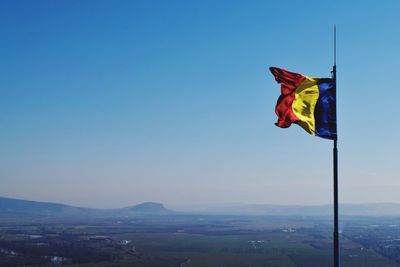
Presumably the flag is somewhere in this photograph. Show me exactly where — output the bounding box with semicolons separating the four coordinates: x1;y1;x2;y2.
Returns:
269;67;337;140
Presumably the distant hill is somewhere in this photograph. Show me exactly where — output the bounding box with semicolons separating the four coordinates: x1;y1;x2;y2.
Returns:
0;197;174;219
2;196;400;219
0;196;90;217
126;202;171;213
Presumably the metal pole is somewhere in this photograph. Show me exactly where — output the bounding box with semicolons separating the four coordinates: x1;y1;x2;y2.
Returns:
332;25;339;267
333;138;339;267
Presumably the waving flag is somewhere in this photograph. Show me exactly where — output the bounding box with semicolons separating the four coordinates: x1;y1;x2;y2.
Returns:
269;67;337;140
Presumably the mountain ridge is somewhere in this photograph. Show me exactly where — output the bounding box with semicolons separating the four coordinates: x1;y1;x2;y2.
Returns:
0;196;173;218
2;196;400;218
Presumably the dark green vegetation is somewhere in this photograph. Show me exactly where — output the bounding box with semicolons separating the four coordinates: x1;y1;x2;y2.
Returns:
1;214;400;267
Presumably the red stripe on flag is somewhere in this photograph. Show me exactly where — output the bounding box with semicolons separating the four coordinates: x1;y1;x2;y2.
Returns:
269;67;304;128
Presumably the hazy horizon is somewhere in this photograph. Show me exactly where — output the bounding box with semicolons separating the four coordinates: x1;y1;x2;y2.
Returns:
3;194;400;210
1;1;400;209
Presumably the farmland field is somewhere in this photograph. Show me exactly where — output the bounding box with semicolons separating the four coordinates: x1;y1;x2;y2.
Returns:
1;215;400;267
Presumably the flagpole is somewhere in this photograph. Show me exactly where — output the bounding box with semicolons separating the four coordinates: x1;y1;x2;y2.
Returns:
332;25;339;267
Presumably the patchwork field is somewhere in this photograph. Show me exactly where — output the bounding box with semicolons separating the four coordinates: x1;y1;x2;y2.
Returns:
1;215;400;266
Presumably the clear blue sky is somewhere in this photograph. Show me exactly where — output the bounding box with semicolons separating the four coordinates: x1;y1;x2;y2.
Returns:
1;0;399;208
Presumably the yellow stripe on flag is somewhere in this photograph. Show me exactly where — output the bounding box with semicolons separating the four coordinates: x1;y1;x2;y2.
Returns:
292;77;320;135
